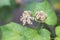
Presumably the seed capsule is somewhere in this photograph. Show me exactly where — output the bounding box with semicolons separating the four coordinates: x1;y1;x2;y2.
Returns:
35;11;47;23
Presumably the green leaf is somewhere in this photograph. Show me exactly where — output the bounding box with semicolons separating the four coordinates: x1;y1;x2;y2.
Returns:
55;37;60;40
1;22;50;40
55;26;60;36
39;29;50;37
45;1;57;25
55;25;60;40
1;22;24;40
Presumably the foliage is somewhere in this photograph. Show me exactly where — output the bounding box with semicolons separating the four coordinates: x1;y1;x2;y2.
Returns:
55;26;60;40
0;22;50;40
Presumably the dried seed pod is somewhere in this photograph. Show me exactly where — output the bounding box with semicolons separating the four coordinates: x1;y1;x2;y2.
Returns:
35;11;47;23
20;11;33;25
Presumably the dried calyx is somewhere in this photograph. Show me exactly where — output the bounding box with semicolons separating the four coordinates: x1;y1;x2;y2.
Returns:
35;11;47;23
20;11;34;25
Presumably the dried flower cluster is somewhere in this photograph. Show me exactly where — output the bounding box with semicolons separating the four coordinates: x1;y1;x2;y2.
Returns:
20;11;34;25
20;11;47;25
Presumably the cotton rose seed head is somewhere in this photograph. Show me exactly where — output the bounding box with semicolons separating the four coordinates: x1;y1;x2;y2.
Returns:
36;11;47;23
